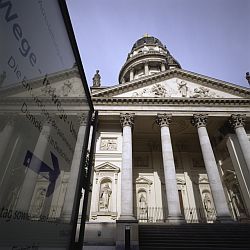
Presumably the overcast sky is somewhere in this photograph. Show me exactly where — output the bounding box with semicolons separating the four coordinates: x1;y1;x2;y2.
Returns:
66;0;250;88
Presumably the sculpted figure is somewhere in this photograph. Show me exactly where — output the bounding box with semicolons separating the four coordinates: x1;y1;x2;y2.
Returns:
99;183;112;211
177;80;188;97
93;70;101;87
139;194;147;213
151;83;167;97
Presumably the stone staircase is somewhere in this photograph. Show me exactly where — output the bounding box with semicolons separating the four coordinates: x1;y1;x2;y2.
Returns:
139;223;250;250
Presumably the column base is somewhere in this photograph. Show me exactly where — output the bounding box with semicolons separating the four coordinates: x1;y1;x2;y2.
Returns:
118;215;137;221
216;215;235;223
166;215;186;225
116;219;139;250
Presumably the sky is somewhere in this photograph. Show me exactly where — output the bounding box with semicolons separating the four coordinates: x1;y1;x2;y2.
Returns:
66;0;250;88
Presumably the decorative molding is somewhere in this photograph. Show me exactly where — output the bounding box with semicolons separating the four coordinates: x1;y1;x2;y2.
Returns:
92;68;250;98
229;114;246;129
94;162;120;173
191;114;208;128
156;113;172;127
120;113;134;127
92;96;250;107
136;176;153;185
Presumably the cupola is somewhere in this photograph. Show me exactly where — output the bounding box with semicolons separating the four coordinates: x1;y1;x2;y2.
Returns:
119;34;181;84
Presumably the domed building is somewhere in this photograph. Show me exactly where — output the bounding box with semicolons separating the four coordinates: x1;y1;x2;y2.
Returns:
86;35;250;249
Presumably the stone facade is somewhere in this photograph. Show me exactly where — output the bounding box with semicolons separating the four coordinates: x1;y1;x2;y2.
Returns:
87;36;250;247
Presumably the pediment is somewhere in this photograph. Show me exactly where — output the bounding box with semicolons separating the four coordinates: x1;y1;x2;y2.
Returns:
92;69;250;99
177;178;186;185
136;176;153;185
94;162;120;172
0;67;86;99
199;177;209;184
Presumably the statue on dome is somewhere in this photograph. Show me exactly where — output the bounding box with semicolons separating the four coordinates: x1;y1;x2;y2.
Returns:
92;70;101;87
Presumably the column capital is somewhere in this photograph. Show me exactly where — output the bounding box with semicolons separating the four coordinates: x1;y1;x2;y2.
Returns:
156;113;172;127
229;114;246;129
120;113;134;127
191;114;208;128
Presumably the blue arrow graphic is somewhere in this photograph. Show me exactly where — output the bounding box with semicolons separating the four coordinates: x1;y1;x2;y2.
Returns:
23;150;61;197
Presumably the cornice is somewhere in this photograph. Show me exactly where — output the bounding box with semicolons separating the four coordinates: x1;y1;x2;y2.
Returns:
92;97;250;107
0;97;88;106
92;68;250;98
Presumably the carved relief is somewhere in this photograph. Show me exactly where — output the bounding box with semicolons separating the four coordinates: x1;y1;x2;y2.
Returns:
100;138;117;151
151;83;168;97
41;85;56;96
177;80;188;97
61;80;72;96
132;88;148;97
191;86;220;98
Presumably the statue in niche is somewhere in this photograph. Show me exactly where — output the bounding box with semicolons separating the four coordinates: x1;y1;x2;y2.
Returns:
99;183;112;211
92;70;101;87
5;186;19;210
139;193;147;214
32;188;47;216
177;80;188;97
203;193;213;219
231;183;246;217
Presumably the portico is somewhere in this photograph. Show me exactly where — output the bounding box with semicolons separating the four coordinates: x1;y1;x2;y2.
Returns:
86;35;250;248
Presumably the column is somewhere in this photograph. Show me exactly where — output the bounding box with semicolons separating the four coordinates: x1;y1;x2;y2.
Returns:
15;122;51;212
129;68;134;81
229;114;250;173
156;113;184;223
191;114;232;222
0;116;15;163
119;113;135;220
144;61;149;76
61;113;88;222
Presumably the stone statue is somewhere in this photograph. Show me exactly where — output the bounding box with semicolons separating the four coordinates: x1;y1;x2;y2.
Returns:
139;194;147;213
32;188;46;216
203;193;213;219
99;183;112;211
92;70;101;87
231;184;245;215
177;80;188;97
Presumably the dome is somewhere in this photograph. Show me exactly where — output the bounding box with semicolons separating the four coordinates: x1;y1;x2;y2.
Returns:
119;35;181;84
132;36;164;51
